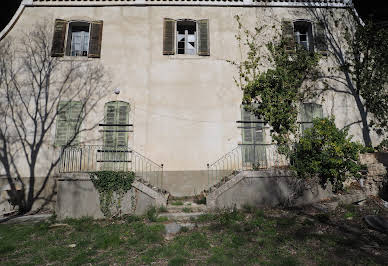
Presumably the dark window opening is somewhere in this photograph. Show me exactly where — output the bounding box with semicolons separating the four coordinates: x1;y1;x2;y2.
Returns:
294;21;313;52
177;20;197;55
66;22;90;56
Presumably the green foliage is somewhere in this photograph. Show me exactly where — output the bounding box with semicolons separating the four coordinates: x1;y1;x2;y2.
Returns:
376;139;388;152
233;15;320;148
291;118;364;192
345;18;388;136
182;207;192;213
146;206;158;222
170;200;183;206
89;171;135;217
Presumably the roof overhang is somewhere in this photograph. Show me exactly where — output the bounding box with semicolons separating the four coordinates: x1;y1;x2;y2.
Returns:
26;0;352;8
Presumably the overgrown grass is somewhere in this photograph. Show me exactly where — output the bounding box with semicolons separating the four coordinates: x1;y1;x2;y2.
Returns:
1;203;387;265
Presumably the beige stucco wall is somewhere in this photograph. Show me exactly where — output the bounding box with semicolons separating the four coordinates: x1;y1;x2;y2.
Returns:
1;4;379;183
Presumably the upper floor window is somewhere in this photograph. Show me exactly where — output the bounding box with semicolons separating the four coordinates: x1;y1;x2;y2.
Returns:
177;20;197;55
163;18;210;56
282;20;328;54
293;21;313;52
67;22;90;56
51;19;103;58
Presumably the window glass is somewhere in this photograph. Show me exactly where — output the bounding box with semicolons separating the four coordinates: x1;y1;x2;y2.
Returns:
68;22;90;56
177;20;197;55
293;21;313;52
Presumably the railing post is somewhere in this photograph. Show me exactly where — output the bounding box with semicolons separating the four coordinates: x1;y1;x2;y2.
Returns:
207;163;210;187
161;163;164;189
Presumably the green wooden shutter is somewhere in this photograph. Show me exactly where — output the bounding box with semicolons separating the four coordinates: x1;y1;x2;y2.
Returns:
88;21;103;58
55;101;82;146
301;103;323;133
117;102;129;147
241;106;253;144
68;102;82;145
197;19;210;56
282;20;295;53
104;102;117;147
314;22;328;55
51;19;67;57
163;18;176;55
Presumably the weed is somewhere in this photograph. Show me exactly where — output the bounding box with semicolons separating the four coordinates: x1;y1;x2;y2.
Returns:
158;206;168;213
195;213;214;223
171;201;183;206
182;207;192;213
156;216;169;222
180;226;189;233
344;212;354;219
146;206;158;222
168;256;187;266
242;203;255;213
125;214;141;223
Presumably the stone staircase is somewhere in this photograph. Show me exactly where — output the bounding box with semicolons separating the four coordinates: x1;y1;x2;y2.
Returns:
158;198;207;222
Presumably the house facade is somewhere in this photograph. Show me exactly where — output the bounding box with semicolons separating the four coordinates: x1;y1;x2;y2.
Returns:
1;0;374;197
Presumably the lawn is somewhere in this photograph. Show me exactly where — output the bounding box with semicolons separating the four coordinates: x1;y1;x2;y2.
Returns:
0;198;387;265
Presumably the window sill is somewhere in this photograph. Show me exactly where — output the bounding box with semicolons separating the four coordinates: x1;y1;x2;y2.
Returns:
167;54;209;60
58;56;97;62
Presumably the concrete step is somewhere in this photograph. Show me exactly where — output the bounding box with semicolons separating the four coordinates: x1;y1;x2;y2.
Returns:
166;204;207;213
158;212;204;221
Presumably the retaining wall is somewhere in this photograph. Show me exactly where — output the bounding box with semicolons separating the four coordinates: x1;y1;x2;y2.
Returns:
207;170;333;209
56;173;168;219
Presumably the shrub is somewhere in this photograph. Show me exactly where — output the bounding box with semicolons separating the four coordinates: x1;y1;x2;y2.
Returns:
291;117;364;192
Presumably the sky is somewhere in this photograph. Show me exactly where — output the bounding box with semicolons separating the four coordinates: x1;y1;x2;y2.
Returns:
0;0;387;32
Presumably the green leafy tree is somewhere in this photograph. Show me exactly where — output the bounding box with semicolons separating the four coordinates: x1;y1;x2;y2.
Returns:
233;16;320;149
307;7;388;147
291;117;363;192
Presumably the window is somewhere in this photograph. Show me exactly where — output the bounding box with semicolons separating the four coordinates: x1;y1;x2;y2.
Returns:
103;101;130;148
55;101;83;146
293;21;313;52
51;19;103;58
300;103;323;134
240;105;267;167
177;20;196;55
163;18;210;56
101;101;131;170
67;22;90;56
281;20;327;54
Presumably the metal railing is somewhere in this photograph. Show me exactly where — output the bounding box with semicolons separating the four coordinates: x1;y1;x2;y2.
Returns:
207;144;289;187
59;145;163;188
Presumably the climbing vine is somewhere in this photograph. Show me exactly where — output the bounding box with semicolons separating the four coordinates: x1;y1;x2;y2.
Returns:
232;15;321;151
89;171;135;217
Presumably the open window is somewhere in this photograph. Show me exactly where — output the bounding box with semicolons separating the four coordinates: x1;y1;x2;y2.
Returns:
66;22;90;56
293;21;314;52
177;20;197;55
51;19;103;58
282;20;327;54
163;18;210;56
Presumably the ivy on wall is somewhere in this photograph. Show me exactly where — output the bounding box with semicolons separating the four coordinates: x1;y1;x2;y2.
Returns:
90;171;135;217
232;15;321;151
